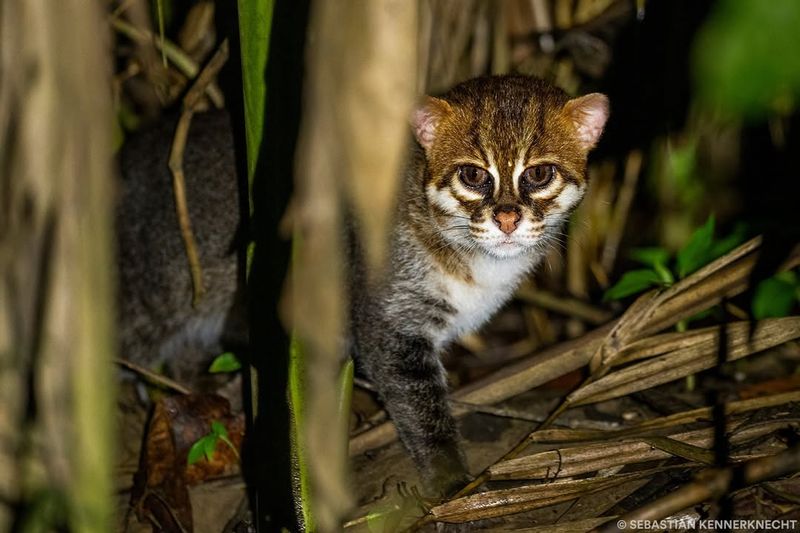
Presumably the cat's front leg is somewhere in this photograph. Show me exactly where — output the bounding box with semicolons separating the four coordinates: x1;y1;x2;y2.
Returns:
368;332;470;496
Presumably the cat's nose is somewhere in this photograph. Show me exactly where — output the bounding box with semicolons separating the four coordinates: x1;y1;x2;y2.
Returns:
493;206;521;234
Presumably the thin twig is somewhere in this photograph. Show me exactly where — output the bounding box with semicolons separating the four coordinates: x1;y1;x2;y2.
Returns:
448;399;543;423
353;377;375;391
168;39;230;305
516;286;613;325
116;358;192;395
181;39;230;110
110;16;224;107
601;150;643;275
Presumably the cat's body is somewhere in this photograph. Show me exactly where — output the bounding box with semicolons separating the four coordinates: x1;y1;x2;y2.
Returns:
118;75;608;495
117;111;243;383
351;76;608;492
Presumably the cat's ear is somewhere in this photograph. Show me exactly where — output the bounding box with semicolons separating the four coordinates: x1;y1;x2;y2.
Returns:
563;93;609;150
411;96;452;151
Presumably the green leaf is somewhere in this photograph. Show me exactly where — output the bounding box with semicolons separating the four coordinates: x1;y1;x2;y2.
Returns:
187;436;213;465
708;223;747;259
668;139;698;189
154;0;167;67
211;420;228;438
630;247;670;269
752;272;799;319
629;247;674;285
653;262;675;285
203;435;218;462
238;0;275;212
676;215;715;278
246;241;256;280
209;352;242;373
604;269;664;301
694;0;800;119
187;422;229;465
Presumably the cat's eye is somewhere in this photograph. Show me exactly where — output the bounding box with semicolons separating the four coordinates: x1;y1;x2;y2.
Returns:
458;166;491;189
521;164;557;189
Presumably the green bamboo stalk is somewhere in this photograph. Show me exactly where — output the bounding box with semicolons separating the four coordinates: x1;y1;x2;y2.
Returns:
288;334;315;531
237;0;274;208
237;1;318;529
338;359;355;454
238;0;274;296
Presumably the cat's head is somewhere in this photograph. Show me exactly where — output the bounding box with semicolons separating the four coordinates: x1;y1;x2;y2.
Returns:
413;75;608;259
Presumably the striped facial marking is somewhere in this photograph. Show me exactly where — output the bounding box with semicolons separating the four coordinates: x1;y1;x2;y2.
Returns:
414;76;608;260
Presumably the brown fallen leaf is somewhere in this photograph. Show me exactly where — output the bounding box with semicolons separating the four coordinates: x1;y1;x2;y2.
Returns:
130;394;244;532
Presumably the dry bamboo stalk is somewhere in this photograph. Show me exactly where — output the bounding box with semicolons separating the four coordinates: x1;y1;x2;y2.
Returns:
470;1;491;77
110;16;224;107
295;1;417;528
516;286;613;325
438;0;481;91
610;327;715;366
490;419;794;480
420;437;799;528
601;150;643;275
594;445;800;532
417;0;434;93
428;468;673;524
526;390;800;445
588;237;766;373
637;237;800;339
461;238;771;408
569;318;800;406
457;324;612;406
491;0;510;74
554;0;574;29
1;0;115;529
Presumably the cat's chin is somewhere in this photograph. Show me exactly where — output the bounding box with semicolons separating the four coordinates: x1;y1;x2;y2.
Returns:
479;240;529;259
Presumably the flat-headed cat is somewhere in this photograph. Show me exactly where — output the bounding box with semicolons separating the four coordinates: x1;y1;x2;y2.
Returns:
118;75;608;495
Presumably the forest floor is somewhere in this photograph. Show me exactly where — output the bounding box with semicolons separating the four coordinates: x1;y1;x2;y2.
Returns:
114;313;800;532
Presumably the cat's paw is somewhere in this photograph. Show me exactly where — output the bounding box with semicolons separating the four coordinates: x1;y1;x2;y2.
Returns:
423;446;471;498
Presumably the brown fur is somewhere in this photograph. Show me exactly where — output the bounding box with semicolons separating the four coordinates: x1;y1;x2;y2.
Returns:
423;76;592;192
404;75;608;276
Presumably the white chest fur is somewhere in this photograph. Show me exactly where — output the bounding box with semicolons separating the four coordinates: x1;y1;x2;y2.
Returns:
432;252;535;346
